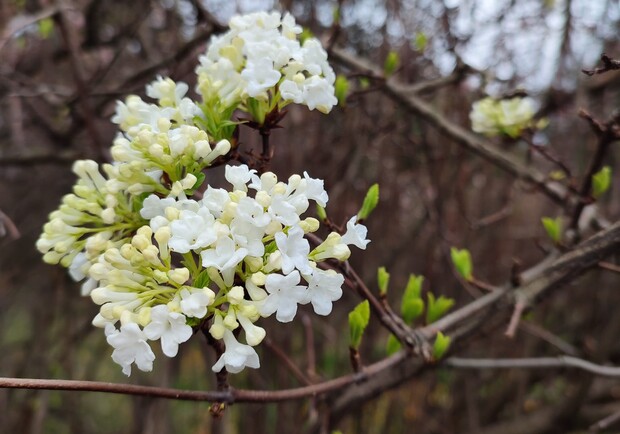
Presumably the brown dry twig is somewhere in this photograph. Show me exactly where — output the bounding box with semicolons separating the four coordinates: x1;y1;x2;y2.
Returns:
582;54;620;76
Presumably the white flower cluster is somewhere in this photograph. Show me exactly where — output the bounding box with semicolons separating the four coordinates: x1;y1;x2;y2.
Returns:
37;12;361;377
470;96;536;138
89;164;369;375
196;11;338;114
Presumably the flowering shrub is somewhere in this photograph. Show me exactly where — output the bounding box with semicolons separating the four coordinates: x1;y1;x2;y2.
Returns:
37;12;368;376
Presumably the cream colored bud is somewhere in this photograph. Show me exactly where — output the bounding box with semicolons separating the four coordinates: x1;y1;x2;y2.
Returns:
168;268;190;285
264;220;283;236
223;310;238;329
132;234;151;251
180;173;198;190
288;174;301;189
228;286;245;305
165;207;180;221
272;183;287;196
299;217;320;233
255;190;271;208
260;172;278;191
244;256;263;273
142;245;160;262
250;272;267;286
209;315;225;339
263;251;282;273
157;117;171;132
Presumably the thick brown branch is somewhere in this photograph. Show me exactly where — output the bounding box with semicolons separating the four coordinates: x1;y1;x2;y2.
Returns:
321;220;620;426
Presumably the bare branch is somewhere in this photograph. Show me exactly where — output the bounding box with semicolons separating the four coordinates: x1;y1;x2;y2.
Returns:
582;54;620;76
329;47;575;208
445;356;620;377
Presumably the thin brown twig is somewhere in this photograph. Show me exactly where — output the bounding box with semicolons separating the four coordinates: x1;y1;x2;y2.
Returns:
505;301;526;338
599;261;620;274
582;54;620;76
568;110;619;238
518;321;580;356
589;407;620;433
263;338;312;386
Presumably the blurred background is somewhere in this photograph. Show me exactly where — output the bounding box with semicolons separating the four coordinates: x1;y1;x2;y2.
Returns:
1;0;619;433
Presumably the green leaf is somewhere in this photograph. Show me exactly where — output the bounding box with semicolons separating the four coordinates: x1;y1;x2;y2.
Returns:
300;28;314;45
316;204;327;222
332;6;340;22
384;51;400;76
359;77;370;90
413;32;428;51
186;317;202;327
402;297;424;325
386;334;402;355
187;171;205;194
401;274;425;323
541;217;562;244
264;240;278;255
377;266;390;296
38;17;54;39
432;332;451;360
349;300;370;349
193;268;211;288
592;166;612;199
426;293;455;324
334;75;350;107
404;274;424;299
358;183;380;221
450;247;473;281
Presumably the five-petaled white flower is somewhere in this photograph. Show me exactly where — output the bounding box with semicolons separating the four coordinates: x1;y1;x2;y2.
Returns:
212;329;261;373
275;226;313;275
106;323;156;376
260;271;308;322
143;305;193;357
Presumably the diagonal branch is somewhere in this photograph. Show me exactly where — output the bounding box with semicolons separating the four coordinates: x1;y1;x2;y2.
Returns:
320;220;620;426
329;47;573;207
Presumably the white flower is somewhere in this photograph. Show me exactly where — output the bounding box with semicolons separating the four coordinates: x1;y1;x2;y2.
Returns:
275;226;312;275
168;208;218;253
340;216;370;249
301;172;328;207
269;195;300;226
180;287;215;318
106;322;156;376
225;164;256;192
304;269;344;315
143;305;193;357
200;236;248;285
230;217;265;257
260;271;308;322
241;58;281;97
201;187;231;218
212;329;260;373
302;76;337;114
235;196;271;227
470;96;535;138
